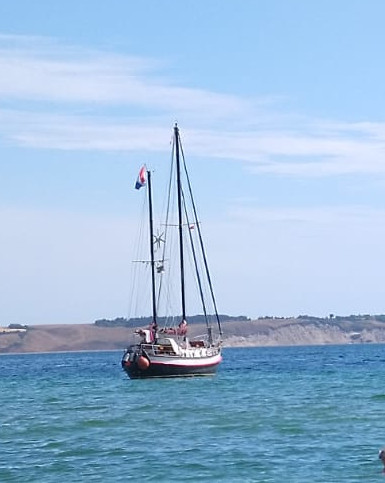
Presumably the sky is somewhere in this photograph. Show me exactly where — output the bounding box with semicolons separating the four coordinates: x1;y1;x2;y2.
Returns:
1;0;385;325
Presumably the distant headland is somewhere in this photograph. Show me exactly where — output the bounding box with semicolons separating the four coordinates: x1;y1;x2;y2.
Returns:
1;314;385;354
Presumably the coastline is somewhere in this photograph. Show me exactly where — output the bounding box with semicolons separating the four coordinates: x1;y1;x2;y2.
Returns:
2;317;385;354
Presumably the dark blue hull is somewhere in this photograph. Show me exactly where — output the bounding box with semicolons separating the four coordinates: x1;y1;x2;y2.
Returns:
122;360;220;379
121;349;222;379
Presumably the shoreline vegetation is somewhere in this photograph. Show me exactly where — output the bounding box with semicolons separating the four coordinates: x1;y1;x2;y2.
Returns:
2;314;385;354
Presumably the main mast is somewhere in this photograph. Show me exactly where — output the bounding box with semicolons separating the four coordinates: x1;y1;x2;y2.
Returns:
174;124;186;322
147;169;157;326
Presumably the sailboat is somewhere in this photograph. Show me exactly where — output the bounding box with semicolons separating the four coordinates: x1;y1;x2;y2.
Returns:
121;124;223;378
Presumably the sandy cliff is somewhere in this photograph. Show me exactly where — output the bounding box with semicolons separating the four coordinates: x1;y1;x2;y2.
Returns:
0;324;132;354
1;317;385;354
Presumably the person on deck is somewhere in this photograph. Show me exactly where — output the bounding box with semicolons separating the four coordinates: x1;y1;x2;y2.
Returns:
177;320;188;336
135;329;153;343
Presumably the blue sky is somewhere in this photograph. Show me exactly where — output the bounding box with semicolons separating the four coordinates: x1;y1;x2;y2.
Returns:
1;0;385;324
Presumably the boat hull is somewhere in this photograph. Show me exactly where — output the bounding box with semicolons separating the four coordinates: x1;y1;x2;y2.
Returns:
122;350;222;379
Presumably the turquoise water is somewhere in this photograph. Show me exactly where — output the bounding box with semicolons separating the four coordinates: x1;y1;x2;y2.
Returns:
1;345;385;482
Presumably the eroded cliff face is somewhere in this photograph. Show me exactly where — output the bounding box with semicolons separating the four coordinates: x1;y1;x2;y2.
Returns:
1;318;385;353
222;317;385;347
0;324;133;353
223;323;385;347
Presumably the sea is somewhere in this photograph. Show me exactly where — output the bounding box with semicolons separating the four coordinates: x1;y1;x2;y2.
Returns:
1;345;385;482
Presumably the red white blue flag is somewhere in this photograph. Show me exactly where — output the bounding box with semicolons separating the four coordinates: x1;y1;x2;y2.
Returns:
135;165;147;189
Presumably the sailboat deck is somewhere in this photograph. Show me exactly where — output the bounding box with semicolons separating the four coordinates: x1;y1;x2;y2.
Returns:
140;340;220;359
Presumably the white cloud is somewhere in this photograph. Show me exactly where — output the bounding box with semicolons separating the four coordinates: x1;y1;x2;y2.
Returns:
0;110;172;150
1;107;385;179
1;34;385;178
226;204;385;226
0;34;247;118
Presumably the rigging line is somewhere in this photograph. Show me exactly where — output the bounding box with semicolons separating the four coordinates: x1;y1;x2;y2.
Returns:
181;187;210;328
127;187;148;320
136;194;152;318
179;141;223;336
156;137;175;318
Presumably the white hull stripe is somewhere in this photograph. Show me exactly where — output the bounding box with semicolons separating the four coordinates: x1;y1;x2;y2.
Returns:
148;353;222;368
